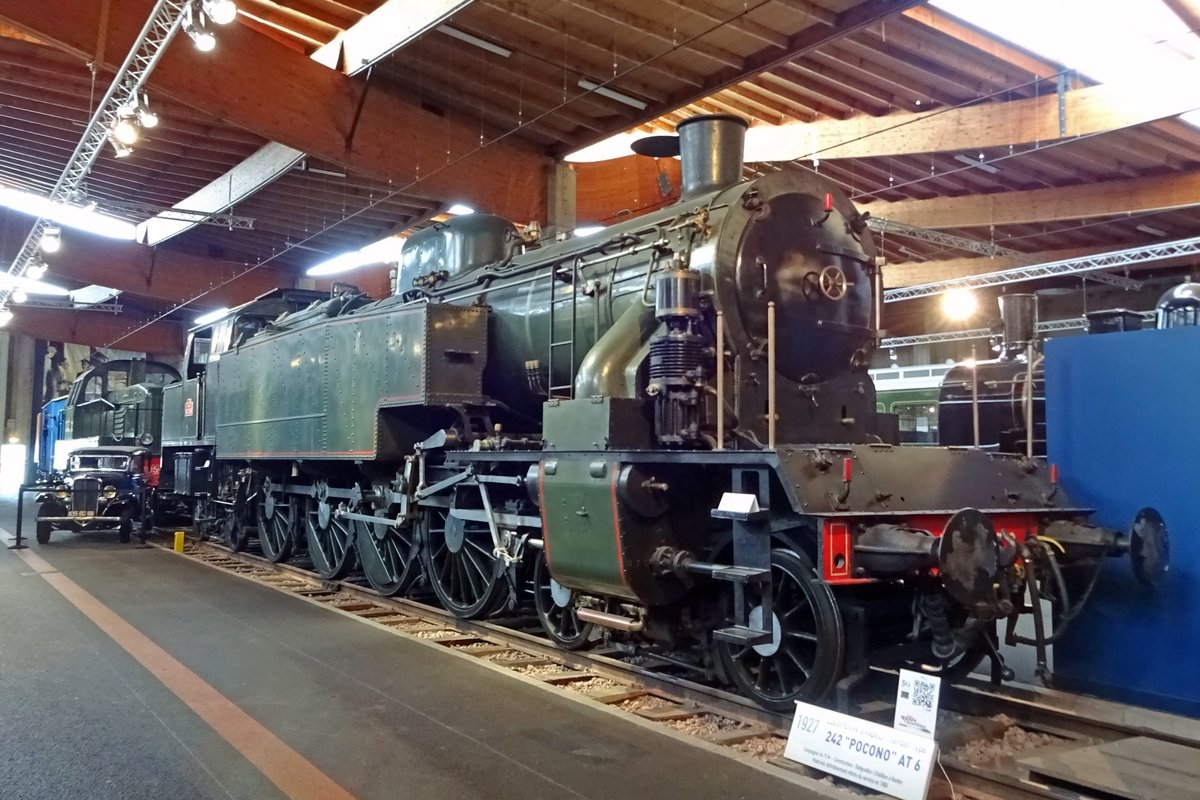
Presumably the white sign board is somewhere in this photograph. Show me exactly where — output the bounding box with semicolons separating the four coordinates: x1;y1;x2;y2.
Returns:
894;669;942;739
717;492;759;514
785;702;937;800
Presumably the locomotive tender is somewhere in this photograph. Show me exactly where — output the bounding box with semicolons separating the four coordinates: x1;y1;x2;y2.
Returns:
156;116;1166;710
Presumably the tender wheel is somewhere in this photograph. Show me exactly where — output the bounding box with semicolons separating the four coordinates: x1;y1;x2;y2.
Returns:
304;494;356;580
35;503;56;544
716;548;844;711
355;510;419;596
533;550;595;649
903;634;990;682
420;505;506;619
221;506;251;551
256;486;295;563
118;507;135;544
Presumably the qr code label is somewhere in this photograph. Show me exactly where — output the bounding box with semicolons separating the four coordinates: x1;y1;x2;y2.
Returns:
910;677;936;710
895;669;941;738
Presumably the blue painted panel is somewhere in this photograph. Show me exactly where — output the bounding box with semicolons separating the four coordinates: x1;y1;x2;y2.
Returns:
1045;327;1200;716
38;395;68;475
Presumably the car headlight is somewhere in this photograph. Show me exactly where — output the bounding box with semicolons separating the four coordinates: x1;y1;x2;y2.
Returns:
103;485;118;499
55;489;68;499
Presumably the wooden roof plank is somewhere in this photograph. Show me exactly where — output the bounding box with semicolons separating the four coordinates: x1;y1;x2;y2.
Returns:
868;169;1200;230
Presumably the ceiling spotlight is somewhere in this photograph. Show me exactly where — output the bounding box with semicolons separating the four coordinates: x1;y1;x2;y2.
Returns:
108;136;135;158
190;28;216;52
941;287;979;321
136;93;159;128
26;262;47;280
184;3;218;51
203;0;238;25
0;309;11;327
10;289;27;304
447;203;475;216
40;226;61;254
111;113;141;146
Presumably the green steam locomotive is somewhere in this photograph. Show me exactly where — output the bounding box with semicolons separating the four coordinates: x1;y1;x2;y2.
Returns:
152;115;1165;711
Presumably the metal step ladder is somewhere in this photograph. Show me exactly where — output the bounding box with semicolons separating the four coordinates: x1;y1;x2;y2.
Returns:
710;467;774;647
546;259;580;399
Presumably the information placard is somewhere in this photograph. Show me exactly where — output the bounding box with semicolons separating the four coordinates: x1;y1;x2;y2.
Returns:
894;669;942;739
785;701;937;800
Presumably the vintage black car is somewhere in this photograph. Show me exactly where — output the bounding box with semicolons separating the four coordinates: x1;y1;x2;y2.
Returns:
35;446;154;544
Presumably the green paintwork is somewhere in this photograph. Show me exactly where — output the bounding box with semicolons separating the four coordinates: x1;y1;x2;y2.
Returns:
542;396;652;451
161;378;204;446
539;456;634;600
208;303;487;460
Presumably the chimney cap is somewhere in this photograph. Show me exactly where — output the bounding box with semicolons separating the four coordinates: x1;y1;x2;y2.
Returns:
631;114;749;159
675;113;748;133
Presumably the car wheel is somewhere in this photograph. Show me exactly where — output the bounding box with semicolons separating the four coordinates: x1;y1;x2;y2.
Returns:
118;507;135;544
35;502;55;544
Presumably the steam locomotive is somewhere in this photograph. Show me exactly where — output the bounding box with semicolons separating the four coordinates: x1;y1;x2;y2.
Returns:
129;115;1165;711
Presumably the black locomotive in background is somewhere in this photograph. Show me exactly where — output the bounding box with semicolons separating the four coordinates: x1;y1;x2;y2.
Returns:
58;115;1167;711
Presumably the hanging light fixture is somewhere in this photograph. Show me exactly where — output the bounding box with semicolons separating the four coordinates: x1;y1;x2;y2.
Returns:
40;226;62;254
10;289;27;304
136;93;159;128
111;109;141;146
184;3;218;52
26;261;47;280
184;1;234;51
202;0;238;25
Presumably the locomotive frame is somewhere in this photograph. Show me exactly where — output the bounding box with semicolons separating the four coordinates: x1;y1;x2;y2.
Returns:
136;115;1166;712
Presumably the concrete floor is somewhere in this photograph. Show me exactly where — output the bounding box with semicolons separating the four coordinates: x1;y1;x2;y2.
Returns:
0;498;806;800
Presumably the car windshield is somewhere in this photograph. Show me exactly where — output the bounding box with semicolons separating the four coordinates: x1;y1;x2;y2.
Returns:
69;454;130;471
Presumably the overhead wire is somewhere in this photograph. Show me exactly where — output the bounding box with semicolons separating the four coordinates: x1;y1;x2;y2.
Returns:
102;10;1200;346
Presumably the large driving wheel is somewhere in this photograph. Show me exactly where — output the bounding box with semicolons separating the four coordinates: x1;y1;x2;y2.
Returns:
355;510;420;596
420;505;506;619
256;481;295;563
304;488;356;580
533;549;595;649
716;548;844;711
221;506;251;551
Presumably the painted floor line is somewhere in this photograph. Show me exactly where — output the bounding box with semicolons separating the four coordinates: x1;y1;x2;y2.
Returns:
10;544;356;800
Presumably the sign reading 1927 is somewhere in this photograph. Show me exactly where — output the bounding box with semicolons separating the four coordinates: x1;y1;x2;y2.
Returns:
785;702;937;800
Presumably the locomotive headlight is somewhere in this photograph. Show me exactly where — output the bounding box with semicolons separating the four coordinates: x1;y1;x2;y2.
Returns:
103;485;118;499
941;288;978;321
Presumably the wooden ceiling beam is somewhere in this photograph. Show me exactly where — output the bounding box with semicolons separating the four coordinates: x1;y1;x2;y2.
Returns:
5;307;186;354
0;0;549;224
899;6;1061;81
561;0;743;71
867;169;1200;230
386;40;606;131
478;0;700;89
235;13;312;53
32;239;294;309
237;5;337;49
658;0;788;50
777;60;896;113
881;246;1101;288
563;0;923;153
767;59;1200;163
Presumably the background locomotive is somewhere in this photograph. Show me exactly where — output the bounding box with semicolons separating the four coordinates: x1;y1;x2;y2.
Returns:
139;115;1165;711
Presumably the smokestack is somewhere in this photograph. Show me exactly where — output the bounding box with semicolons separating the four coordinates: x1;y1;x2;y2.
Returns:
677;115;747;200
631;114;748;201
998;293;1037;354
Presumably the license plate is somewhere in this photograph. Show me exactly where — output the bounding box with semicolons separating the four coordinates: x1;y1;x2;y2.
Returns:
68;510;95;518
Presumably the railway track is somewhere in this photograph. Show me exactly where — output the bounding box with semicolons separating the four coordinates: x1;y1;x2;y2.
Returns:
160;535;1199;800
